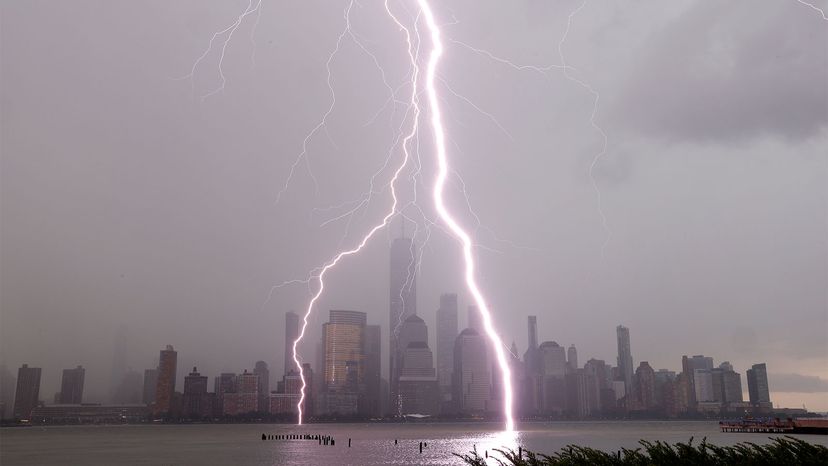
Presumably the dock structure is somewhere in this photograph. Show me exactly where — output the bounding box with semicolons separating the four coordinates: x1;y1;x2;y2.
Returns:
720;418;828;435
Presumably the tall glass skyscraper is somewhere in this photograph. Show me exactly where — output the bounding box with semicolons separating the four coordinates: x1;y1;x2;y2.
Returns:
389;236;416;410
616;325;634;394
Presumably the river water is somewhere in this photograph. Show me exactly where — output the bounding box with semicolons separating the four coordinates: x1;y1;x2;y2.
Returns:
2;421;826;465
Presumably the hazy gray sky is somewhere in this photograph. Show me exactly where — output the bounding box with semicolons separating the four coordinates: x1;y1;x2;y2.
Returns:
2;0;826;410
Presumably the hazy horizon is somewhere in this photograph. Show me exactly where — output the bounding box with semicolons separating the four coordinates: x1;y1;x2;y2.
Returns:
2;0;826;411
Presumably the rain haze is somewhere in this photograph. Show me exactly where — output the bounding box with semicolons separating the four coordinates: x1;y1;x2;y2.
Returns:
1;0;827;414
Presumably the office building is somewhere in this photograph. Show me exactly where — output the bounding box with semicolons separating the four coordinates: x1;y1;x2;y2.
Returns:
398;342;440;415
253;361;269;413
59;366;85;404
183;367;211;419
747;363;771;405
435;293;458;396
13;364;41;420
142;369;158;405
616;325;634;395
363;324;382;417
634;361;656;410
153;345;177;416
539;341;567;413
222;371;258;416
389;237;417;411
567;345;578;370
452;328;490;413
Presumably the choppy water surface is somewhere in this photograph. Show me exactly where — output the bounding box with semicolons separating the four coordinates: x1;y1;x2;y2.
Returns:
2;421;826;465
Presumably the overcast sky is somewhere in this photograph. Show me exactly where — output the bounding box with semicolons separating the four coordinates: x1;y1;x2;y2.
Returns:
2;0;826;410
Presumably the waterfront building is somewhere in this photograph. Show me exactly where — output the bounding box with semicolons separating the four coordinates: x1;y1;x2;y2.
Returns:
153;345;177;416
183;367;211;419
538;341;567;413
253;361;269;413
142;369;158;405
59;366;85;404
567;344;578;370
452;328;490;414
223;371;258;416
321;310;366;415
565;369;596;418
616;325;634;395
435;293;458;399
634;361;657;410
682;354;714;408
13;364;41;420
213;372;236;416
398;342;440;415
747;363;771;406
363;324;382;417
389;236;417;411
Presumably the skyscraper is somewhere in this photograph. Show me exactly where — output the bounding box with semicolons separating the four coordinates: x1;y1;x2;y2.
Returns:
634;361;656;410
527;316;538;350
391;314;427;410
435;293;458;397
284;311;299;375
322;310;367;390
13;364;41;420
363;324;382;417
467;305;482;334
682;354;714;408
153;345;177;416
109;325;128;403
567;344;578;370
142;368;158;405
59;366;85;404
397;315;440;416
389;237;416;410
746;363;771;406
319;310;367;416
398;341;441;415
253;361;269;413
223;371;259;416
183;367;211;419
213;372;236;416
452;328;490;414
616;325;634;395
539;341;567;412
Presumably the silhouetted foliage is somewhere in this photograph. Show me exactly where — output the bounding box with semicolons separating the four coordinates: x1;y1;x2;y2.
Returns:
455;436;828;466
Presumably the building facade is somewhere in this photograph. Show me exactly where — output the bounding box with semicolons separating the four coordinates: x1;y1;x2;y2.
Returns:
452;328;490;414
435;293;458;398
389;237;417;412
59;366;85;404
13;364;41;420
616;326;634;396
747;363;770;406
153;345;177;416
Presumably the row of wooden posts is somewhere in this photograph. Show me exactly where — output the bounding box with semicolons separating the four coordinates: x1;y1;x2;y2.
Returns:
260;434;435;453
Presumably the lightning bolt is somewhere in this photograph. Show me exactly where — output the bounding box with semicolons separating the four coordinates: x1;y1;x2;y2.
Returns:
182;0;517;430
414;0;515;431
795;0;828;20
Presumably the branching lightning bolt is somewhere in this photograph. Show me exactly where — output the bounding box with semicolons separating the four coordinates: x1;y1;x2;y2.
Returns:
414;0;515;431
558;0;611;257
795;0;828;20
183;0;518;430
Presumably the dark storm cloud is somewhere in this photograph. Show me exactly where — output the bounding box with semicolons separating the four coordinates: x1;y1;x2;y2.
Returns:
616;2;828;142
770;373;828;393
